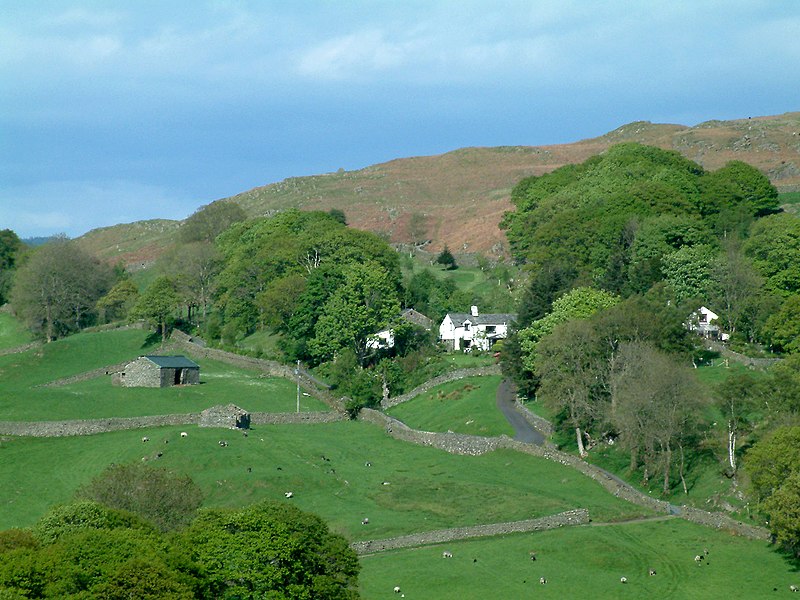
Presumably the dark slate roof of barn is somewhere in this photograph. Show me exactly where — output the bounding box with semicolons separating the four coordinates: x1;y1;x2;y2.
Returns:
144;355;199;369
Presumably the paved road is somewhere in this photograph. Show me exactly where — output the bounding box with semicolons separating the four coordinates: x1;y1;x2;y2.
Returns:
495;378;546;445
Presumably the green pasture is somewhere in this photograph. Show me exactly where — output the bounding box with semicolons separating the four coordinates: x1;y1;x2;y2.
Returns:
0;311;32;349
0;328;157;389
439;352;497;369
359;519;797;599
0;329;326;420
0;311;32;350
387;376;513;437
0;421;651;535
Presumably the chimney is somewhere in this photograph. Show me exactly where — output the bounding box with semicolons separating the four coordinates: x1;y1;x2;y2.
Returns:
471;306;479;317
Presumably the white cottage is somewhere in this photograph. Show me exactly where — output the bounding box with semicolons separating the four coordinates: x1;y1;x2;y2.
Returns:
688;306;730;341
439;306;516;352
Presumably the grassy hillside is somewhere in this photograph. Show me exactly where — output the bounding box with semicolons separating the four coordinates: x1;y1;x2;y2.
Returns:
359;520;796;599
75;112;800;267
0;423;650;533
0;329;324;420
387;376;513;438
0;311;32;350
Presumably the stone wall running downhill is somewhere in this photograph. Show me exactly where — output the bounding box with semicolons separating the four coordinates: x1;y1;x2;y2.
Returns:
512;401;554;437
0;342;41;357
40;361;131;388
380;365;502;409
351;509;589;555
357;408;771;541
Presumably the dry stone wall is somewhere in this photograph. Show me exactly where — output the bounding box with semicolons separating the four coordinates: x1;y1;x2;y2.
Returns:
351;509;589;555
513;401;554;437
0;414;201;437
358;409;770;540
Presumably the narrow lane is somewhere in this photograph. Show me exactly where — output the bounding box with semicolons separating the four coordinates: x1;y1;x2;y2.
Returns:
495;378;545;445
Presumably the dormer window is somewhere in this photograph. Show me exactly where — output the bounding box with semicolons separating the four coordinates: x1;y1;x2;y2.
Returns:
464;321;471;331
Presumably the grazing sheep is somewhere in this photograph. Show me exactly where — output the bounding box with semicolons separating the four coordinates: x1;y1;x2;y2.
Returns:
141;436;149;443
442;551;453;559
694;555;702;563
382;481;391;485
218;440;228;447
365;461;372;467
164;439;169;444
156;451;163;458
791;585;798;592
539;577;547;585
620;577;627;584
361;518;369;525
704;548;709;555
648;568;656;576
284;491;293;498
246;467;252;473
529;552;537;562
393;586;401;593
180;432;188;438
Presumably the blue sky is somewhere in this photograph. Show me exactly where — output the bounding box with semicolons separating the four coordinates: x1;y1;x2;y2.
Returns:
2;1;799;238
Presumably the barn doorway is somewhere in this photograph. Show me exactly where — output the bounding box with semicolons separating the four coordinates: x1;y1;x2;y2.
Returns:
174;368;184;385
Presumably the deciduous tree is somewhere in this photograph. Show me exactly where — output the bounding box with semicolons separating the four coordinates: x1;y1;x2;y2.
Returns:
10;237;114;341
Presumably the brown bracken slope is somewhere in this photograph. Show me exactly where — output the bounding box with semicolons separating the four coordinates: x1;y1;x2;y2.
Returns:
78;112;800;265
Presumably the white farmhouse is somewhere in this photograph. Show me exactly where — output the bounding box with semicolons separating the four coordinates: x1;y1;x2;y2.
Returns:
688;306;730;341
439;306;516;352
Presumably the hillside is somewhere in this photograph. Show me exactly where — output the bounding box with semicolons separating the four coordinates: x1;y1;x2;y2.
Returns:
79;112;800;265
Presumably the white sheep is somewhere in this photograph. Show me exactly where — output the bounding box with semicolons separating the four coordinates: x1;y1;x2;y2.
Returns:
694;555;702;563
284;491;293;498
180;432;188;438
393;586;401;593
539;577;547;585
361;518;369;525
648;568;656;576
790;585;798;592
141;436;149;443
620;577;627;584
442;551;452;558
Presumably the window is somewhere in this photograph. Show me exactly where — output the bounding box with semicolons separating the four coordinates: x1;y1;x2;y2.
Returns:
486;325;496;334
464;322;471;331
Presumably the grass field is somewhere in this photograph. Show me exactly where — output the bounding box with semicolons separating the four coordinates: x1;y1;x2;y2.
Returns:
1;323;795;597
0;421;651;535
387;376;513;437
0;311;32;350
359;519;798;599
0;329;326;420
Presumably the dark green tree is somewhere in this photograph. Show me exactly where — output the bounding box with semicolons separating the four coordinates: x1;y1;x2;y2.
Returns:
178;500;360;599
746;426;800;556
96;279;139;323
10;237;114;341
131;276;181;343
435;245;457;270
0;228;24;304
179;200;247;243
75;463;203;532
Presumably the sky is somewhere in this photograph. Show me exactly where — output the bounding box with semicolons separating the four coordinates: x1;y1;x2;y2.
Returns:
2;1;799;239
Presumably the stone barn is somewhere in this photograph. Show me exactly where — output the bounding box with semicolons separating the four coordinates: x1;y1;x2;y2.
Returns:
200;404;251;430
115;355;200;388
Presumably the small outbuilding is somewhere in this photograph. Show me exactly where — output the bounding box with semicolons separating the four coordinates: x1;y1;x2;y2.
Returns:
200;404;251;430
115;355;200;388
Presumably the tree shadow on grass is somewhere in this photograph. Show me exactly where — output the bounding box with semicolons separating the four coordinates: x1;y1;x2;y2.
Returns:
141;331;161;349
